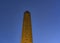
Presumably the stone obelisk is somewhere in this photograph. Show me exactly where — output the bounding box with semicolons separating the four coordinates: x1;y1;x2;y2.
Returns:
21;11;33;43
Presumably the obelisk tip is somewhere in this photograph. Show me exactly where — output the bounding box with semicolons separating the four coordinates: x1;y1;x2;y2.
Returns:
24;10;30;14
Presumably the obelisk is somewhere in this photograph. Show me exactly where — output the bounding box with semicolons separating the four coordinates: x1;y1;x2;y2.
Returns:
21;11;33;43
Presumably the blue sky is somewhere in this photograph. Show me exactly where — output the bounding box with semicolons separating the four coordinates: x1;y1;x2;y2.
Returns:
0;0;60;43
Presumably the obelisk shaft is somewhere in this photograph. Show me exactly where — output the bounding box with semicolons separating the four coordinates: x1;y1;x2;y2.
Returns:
21;11;33;43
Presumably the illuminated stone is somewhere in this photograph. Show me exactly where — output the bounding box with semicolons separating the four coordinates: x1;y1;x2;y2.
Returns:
21;11;33;43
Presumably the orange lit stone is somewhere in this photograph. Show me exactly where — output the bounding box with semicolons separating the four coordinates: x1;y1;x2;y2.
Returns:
21;11;33;43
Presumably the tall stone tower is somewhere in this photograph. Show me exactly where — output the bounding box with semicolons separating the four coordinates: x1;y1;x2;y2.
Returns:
21;11;33;43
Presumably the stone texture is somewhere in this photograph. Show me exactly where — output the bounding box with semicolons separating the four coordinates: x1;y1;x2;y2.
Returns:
21;11;33;43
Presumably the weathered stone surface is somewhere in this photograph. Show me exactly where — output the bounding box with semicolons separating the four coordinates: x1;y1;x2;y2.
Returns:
21;11;33;43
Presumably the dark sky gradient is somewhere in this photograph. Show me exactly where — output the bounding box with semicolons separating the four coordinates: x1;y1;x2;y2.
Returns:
0;0;60;43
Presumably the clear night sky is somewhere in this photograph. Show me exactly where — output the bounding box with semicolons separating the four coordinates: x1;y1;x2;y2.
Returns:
0;0;60;43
